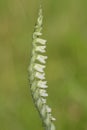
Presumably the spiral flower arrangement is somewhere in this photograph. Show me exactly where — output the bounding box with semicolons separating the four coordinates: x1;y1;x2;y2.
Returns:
28;5;56;130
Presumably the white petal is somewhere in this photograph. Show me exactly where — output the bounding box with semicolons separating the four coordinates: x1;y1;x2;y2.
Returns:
40;89;48;97
51;117;56;121
35;72;45;80
36;55;48;64
35;45;46;53
34;64;45;72
37;81;48;88
36;38;47;45
49;114;56;121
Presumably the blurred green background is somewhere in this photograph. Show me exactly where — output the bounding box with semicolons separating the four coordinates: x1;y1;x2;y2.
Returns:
0;0;87;130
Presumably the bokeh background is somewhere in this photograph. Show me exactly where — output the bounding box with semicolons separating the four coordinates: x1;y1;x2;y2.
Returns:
0;0;87;130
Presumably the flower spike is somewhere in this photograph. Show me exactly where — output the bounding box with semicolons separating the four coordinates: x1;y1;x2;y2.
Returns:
29;5;56;130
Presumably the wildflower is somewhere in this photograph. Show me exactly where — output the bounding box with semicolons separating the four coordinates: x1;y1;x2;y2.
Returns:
35;45;46;53
37;80;48;88
36;38;47;45
46;105;52;113
41;98;46;103
35;72;45;80
34;63;45;72
40;89;48;97
29;5;56;130
36;54;48;64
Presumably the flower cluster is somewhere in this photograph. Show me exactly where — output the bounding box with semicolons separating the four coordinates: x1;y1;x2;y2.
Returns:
29;6;56;130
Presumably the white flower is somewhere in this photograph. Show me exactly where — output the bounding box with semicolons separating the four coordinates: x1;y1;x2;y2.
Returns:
36;55;48;64
33;32;42;39
41;98;46;103
35;72;45;80
36;38;47;45
40;89;48;97
46;105;52;113
37;80;48;88
35;45;46;53
34;63;45;72
34;32;42;36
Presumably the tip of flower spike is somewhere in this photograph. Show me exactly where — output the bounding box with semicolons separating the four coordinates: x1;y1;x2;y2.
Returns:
37;7;43;27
